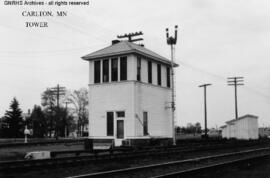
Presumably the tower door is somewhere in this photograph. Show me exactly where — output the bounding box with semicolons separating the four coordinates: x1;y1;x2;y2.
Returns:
117;120;124;139
115;120;124;146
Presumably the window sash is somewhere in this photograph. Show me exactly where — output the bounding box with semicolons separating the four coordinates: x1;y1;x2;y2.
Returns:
157;64;161;85
167;67;171;88
137;57;141;81
111;58;118;82
107;112;114;136
94;60;101;83
120;57;127;81
148;61;152;83
143;112;148;136
103;59;109;82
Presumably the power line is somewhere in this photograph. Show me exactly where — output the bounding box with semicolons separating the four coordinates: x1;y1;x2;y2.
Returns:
67;10;116;40
178;61;270;102
0;7;111;48
0;44;104;54
0;44;105;58
0;24;89;48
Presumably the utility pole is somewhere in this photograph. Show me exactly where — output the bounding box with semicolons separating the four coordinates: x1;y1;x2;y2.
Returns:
227;77;244;119
198;84;212;138
64;101;70;138
117;31;144;42
49;84;66;109
49;85;66;113
49;84;66;138
166;25;178;146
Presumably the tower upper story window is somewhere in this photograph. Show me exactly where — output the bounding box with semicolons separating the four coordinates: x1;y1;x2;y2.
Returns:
94;60;101;83
111;58;118;82
103;59;109;82
157;64;161;86
137;57;141;81
148;61;152;84
166;67;171;88
120;56;127;81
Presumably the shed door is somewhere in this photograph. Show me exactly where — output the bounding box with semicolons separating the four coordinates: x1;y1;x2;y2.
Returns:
117;120;124;139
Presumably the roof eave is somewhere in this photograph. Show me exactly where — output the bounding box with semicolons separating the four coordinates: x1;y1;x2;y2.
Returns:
81;50;133;61
81;50;179;67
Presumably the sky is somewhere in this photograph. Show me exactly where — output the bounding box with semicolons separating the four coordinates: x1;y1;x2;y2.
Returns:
0;0;269;128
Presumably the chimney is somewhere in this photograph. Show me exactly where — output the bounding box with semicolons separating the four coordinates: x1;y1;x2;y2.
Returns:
112;40;120;45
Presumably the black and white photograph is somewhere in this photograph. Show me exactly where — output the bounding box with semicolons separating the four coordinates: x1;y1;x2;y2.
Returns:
0;0;270;177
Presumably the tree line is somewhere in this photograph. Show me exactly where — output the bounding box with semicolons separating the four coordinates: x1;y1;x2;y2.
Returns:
175;122;202;135
0;87;89;138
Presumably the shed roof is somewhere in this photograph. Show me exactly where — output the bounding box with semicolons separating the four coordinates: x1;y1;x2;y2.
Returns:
81;41;178;67
225;114;258;124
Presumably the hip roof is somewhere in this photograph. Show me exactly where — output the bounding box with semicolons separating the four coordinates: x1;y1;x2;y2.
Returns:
81;41;179;67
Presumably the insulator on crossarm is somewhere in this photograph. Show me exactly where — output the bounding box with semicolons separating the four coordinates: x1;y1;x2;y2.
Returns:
174;25;178;44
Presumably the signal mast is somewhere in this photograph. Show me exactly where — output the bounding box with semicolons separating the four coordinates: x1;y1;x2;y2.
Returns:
166;25;178;146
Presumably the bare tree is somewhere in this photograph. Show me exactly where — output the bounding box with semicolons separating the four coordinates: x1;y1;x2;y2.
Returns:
67;88;89;137
41;88;56;137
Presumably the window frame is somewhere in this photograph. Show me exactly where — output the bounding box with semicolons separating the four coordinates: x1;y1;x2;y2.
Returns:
148;61;152;84
94;60;101;83
116;111;125;118
111;58;118;82
102;59;109;83
143;111;148;136
120;56;127;81
166;67;171;88
106;111;114;136
157;64;161;86
137;57;141;81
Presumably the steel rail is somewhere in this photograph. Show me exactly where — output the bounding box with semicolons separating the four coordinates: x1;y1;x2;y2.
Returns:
0;142;268;171
67;147;270;178
152;153;269;178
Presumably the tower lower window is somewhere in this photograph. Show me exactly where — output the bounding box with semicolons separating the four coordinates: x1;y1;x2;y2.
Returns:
143;112;148;136
107;112;114;136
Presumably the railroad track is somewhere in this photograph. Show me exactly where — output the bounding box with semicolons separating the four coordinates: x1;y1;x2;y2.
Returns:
67;147;270;178
0;144;213;171
152;155;268;178
0;141;268;172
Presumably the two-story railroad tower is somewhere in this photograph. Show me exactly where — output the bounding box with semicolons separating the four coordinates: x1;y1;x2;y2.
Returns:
82;39;178;146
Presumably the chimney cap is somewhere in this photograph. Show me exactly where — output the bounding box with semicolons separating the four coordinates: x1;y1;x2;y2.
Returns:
112;40;120;45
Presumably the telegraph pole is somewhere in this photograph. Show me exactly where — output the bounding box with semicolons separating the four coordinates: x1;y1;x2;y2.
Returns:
227;77;244;119
117;31;144;42
49;84;66;138
64;100;71;137
198;84;212;138
166;25;178;145
49;84;66;109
